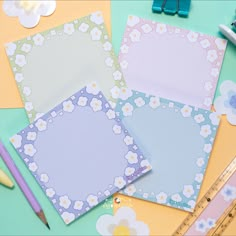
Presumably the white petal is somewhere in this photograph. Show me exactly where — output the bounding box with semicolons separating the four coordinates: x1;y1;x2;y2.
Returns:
37;1;56;16
214;96;227;114
19;13;40;28
115;206;136;223
220;81;236;94
96;214;115;235
227;111;236;125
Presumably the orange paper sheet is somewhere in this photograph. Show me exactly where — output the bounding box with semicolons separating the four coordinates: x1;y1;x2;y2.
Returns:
0;1;111;108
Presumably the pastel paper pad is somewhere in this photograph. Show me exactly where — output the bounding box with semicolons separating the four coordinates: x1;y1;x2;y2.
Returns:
115;90;220;211
6;12;126;122
10;85;151;224
119;16;227;110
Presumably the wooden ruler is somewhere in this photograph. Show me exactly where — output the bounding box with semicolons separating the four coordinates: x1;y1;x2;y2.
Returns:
173;157;236;236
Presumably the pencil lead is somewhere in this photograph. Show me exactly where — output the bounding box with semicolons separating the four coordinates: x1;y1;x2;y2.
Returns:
46;223;50;230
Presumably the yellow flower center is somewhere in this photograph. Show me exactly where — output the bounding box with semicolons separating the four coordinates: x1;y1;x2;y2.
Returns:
19;0;40;12
113;226;131;236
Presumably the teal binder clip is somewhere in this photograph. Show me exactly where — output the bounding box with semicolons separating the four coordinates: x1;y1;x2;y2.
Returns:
152;0;191;17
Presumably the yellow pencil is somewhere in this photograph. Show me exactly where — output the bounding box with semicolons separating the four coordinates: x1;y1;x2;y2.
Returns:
0;169;14;188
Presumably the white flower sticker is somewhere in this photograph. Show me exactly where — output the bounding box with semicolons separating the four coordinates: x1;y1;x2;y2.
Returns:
119;87;133;100
90;11;104;25
61;212;75;225
46;188;55;198
90;98;102;112
204;143;212;153
103;41;112;51
113;125;121;134
120;44;129;54
124;136;133;145
129;29;141;42
64;23;75;35
188;200;196;209
21;43;32;53
15;73;24;82
124;184;136;196
171;193;182;202
141;24;152;33
10;134;22;148
59;195;71;209
63;100;75;112
120;60;128;69
23;87;31;96
156;23;167;34
113;70;122;81
200;39;210;48
106;109;115;119
122;103;134;116
35;119;47;131
209;112;220;125
194;114;205;123
187;31;198;42
90;27;102;41
134;97;145;107
110;86;120;99
105;57;114;67
207;50;218;63
127;15;140;27
5;43;16;56
125;151;138;164
25;102;33;111
215;38;227;50
140;160;152;173
86;82;100;95
33;34;45;46
77;97;88;107
78;23;89;32
15;54;26;67
74;200;84;210
181;105;192;117
87;195;98;207
114;176;126;189
195;173;203;183
149;97;160;109
196;157;205;167
24;144;36;157
40;173;49;183
156;192;167;204
125;167;135;176
29;162;38;172
183;185;194;198
200;125;212;138
27;132;37;141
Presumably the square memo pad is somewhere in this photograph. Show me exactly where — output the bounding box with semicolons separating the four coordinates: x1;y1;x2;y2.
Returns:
10;84;151;224
119;16;227;110
115;90;220;211
6;12;127;122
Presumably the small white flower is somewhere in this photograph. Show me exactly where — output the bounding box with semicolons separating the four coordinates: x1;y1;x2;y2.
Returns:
120;60;128;69
105;57;113;67
204;97;212;107
27;132;37;141
113;70;122;81
109;101;116;109
215;38;227;50
195;173;203;183
181;105;192;117
149;97;160;109
188;200;196;209
120;44;129;54
46;188;55;198
10;134;22;148
29;162;38;172
24;144;36;157
63;100;75;112
207;50;218;63
124;184;136;196
103;42;112;51
194;114;205;123
140;160;152;173
195;219;207;233
129;29;141;42
134;97;145;107
104;190;110;196
77;97;88;107
78;23;89;32
90;11;104;25
59;195;71;209
61;212;75;225
87;195;98;207
204;81;213;91
196;158;205;167
221;184;236;201
125;167;135;176
125;151;138;164
200;39;210;48
200;125;212;138
122;103;134;116
64;23;75;35
74;200;84;210
114;176;126;189
206;218;216;229
50;30;56;36
204;143;212;153
127;15;140;27
21;43;32;53
141;24;152;33
106;109;115;119
209;112;220;125
15;54;26;67
40;173;49;183
156;192;167;204
171;194;182;202
5;43;16;56
33;34;44;46
23;87;31;96
187;31;198;42
211;68;219;77
119;87;133;100
90;98;102;112
124;136;133;145
90;27;102;41
156;23;167;34
25;102;33;111
175;28;181;34
86;82;100;95
15;73;24;82
113;125;121;134
110;86;120;99
35;119;47;131
143;193;149;198
183;185;194;198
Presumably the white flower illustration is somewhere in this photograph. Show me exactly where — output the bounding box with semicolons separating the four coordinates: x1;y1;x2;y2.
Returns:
141;24;152;33
194;114;205;123
104;190;110;196
125;167;135;176
35;119;47;131
15;73;24;82
156;23;167;34
63;100;75;112
25;102;33;111
204;143;212;153
140;159;152;173
74;200;84;210
188;200;196;209
21;43;32;53
195;219;207;233
114;176;126;189
200;124;212;138
23;87;31;96
96;206;150;235
181;105;192;117
127;15;140;27
87;194;98;207
2;0;56;28
207;50;218;63
24;144;36;157
196;157;205;167
120;44;129;54
119;87;133;100
200;39;210;48
27;132;37;141
221;184;236;201
149;97;160;109
209;112;220;126
29;162;38;172
134;97;145;107
214;80;236;125
86;81;100;95
10;134;22;148
103;41;112;51
90;11;104;25
125;151;138;164
120;60;128;69
46;188;55;198
122;103;134;117
113;125;121;134
15;54;26;67
61;212;75;225
90;98;102;112
204;81;213;91
187;31;198;42
156;192;168;204
110;86;120;99
33;34;45;46
207;218;216;229
109;101;116;109
124;184;136;196
40;173;49;183
215;38;227;50
5;42;16;56
171;194;182;202
106;109;115;119
129;29;141;42
124;136;133;145
113;70;122;81
77;97;88;107
64;23;75;35
59;195;71;209
204;97;213;107
211;68;219;77
90;27;102;41
183;185;194;198
78;23;89;32
105;57;114;67
195;173;203;183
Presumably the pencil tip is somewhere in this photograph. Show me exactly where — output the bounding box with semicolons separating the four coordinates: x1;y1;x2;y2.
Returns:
46;223;50;230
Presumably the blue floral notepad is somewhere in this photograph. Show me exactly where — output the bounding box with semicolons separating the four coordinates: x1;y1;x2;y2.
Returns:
115;90;220;212
10;83;151;224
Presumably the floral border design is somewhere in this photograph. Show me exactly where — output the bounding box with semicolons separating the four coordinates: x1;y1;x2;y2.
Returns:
5;11;127;122
119;15;227;111
10;83;151;224
115;90;220;212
